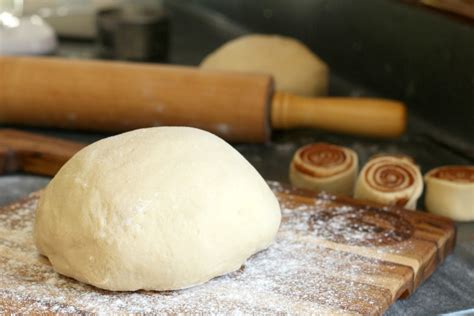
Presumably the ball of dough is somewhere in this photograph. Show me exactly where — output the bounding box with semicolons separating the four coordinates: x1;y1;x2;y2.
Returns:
34;127;281;291
200;34;328;96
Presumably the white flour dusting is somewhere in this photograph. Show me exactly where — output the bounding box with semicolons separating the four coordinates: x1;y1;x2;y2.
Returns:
0;189;418;314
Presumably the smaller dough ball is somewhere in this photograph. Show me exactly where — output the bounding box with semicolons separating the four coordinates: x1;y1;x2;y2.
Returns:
34;127;281;291
200;34;328;97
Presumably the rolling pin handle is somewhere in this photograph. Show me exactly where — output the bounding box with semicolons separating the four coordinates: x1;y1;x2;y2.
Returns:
271;92;407;138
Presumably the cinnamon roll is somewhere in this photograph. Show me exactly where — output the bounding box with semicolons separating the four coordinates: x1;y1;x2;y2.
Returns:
354;155;423;209
289;143;358;195
424;165;474;221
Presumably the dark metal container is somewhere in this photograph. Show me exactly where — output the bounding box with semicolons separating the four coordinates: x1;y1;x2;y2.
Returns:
97;6;170;62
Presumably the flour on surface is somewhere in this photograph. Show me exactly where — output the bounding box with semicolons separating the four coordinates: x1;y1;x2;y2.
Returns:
0;192;414;314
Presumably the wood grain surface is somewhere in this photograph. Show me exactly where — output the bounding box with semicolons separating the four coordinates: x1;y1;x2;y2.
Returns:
0;182;455;315
406;0;474;20
0;129;85;176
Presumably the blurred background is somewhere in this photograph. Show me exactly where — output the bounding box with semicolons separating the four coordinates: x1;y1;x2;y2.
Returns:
1;0;472;187
1;0;472;141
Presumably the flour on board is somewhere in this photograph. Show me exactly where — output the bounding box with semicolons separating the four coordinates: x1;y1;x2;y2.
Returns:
0;190;415;314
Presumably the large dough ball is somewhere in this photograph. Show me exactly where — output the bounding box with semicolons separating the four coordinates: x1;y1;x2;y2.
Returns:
34;127;281;291
200;34;329;96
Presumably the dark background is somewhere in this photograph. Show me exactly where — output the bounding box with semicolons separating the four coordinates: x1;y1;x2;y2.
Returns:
189;0;474;143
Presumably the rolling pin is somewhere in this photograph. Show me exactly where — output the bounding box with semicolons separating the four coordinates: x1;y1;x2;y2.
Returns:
0;56;406;142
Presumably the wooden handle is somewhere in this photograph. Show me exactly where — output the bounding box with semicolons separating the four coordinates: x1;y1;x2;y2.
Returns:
0;57;272;143
420;0;474;20
0;129;85;176
271;92;407;138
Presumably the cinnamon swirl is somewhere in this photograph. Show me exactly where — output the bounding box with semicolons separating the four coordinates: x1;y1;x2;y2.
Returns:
289;143;358;195
354;155;423;209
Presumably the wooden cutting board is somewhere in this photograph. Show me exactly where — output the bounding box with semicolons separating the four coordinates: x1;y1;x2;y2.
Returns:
0;181;455;315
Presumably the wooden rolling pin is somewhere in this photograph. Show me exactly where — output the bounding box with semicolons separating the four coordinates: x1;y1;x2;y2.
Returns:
0;57;406;142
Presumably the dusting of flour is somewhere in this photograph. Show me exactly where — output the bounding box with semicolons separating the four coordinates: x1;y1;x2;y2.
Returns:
0;188;413;315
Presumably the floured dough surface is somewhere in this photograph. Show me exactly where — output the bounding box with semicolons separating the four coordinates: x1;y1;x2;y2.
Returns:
34;127;281;291
201;34;328;96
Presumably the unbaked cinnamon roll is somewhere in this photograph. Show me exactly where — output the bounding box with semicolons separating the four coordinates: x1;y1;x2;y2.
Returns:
289;143;358;195
424;165;474;221
354;155;423;209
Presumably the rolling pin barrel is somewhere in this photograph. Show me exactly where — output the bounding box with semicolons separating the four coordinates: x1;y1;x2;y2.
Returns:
0;57;273;143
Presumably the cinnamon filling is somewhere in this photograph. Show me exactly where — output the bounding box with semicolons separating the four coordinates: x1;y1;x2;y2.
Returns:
364;159;415;192
293;143;353;178
431;166;474;183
